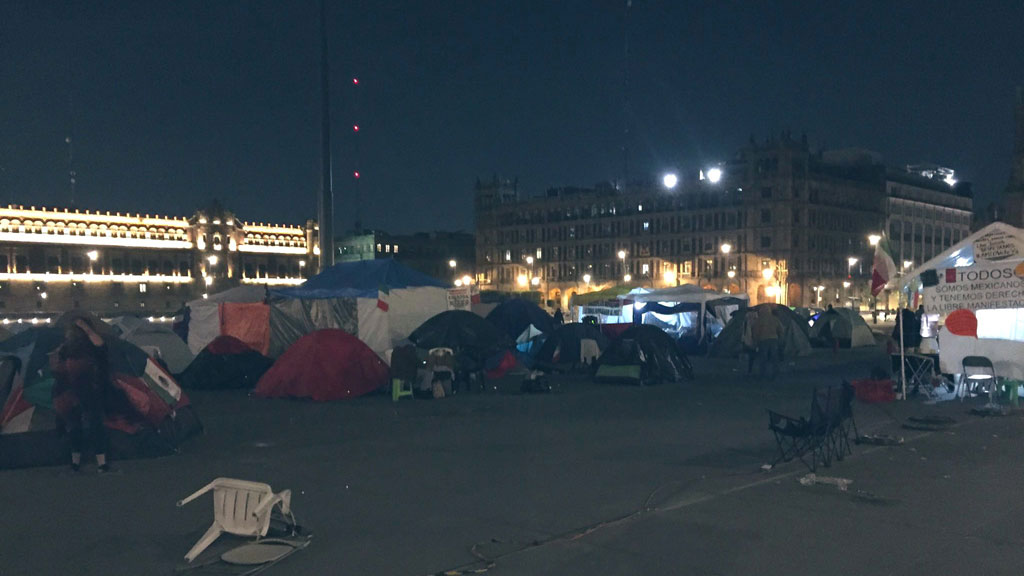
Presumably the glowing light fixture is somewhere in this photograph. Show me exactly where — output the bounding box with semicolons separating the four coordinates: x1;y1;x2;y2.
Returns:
517;274;528;287
449;259;457;268
762;268;774;280
720;243;732;254
868;234;881;246
86;250;99;261
207;255;218;266
623;274;632;282
727;270;736;279
454;279;463;287
582;273;591;284
662;173;678;189
706;167;723;183
663;270;677;284
530;277;540;286
461;275;472;285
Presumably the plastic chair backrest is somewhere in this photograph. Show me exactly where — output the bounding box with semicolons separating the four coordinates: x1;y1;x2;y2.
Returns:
211;479;275;537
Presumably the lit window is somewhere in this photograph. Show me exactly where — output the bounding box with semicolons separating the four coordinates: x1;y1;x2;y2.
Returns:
638;204;644;212
377;243;382;252
643;221;650;231
536;248;542;260
641;263;650;275
393;245;398;254
505;250;511;261
385;244;391;253
139;283;147;294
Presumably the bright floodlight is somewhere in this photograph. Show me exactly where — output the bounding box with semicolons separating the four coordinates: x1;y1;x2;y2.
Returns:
526;256;534;265
582;273;591;284
207;255;218;266
623;274;632;282
847;257;859;266
662;173;678;189
530;277;540;286
86;250;99;261
461;275;472;285
720;243;732;254
762;268;774;280
454;279;463;287
903;260;913;269
843;281;851;288
617;250;626;260
764;285;778;297
517;274;528;287
663;270;677;285
868;234;881;246
706;167;723;184
727;270;736;279
449;259;457;268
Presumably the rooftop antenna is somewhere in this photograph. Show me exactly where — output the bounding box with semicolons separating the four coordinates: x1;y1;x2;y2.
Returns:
352;76;362;233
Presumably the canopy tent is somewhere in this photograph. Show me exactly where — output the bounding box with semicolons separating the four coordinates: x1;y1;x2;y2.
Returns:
269;259;451;357
899;222;1024;292
808;308;876;348
177;335;274;390
533;322;608;371
109;316;195;374
184;285;269;356
621;285;748;348
570;284;643;323
594;325;693;385
254;329;390;401
710;304;812;359
0;327;202;469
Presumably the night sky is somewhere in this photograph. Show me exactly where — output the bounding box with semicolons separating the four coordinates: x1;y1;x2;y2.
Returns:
3;1;1022;234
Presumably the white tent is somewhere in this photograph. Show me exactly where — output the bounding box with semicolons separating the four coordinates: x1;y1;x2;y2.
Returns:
900;222;1024;291
185;285;268;354
621;285;749;342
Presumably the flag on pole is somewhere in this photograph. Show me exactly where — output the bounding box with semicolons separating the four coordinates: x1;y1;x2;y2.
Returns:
871;235;898;296
377;284;390;311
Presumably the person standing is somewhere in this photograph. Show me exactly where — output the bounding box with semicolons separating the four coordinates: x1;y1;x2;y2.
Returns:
52;318;111;473
552;308;564;326
752;306;783;380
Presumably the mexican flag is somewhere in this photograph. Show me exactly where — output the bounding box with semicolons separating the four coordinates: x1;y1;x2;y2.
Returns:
871;235;898;296
377;284;390;312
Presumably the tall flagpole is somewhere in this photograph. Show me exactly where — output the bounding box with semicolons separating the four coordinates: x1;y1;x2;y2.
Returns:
318;0;335;272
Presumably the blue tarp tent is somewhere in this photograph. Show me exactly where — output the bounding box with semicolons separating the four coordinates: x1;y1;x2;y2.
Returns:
268;259;452;357
272;259;447;299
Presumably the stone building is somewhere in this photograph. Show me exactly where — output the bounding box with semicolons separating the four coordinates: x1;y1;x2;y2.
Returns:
335;229;474;283
475;136;973;310
0;202;318;319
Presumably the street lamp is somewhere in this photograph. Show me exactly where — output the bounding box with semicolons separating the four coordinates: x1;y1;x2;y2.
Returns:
903;260;913;270
623;273;632;282
720;243;731;254
582;273;591;284
847;256;858;278
530;276;540;287
662;173;678;189
618;250;627;280
526;256;534;265
868;234;881;246
706;167;723;184
663;269;677;286
762;267;774;281
86;250;99;262
461;275;472;286
449;259;457;269
517;274;528;287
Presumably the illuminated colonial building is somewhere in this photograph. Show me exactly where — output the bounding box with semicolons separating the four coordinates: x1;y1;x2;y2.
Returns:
475;136;973;310
0;202;318;319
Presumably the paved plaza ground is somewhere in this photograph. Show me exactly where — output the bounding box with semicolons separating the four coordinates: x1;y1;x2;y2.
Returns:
3;343;1024;575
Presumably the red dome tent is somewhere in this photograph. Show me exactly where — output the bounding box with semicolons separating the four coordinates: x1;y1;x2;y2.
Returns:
254;329;390;401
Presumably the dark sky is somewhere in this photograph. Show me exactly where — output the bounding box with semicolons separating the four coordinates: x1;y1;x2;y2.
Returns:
3;1;1022;234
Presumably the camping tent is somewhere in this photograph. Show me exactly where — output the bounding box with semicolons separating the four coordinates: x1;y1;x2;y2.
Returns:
254;329;390;401
0;327;202;469
570;284;643;323
622;285;748;348
269;259;451;357
485;299;555;341
710;304;812;358
809;308;876;348
177;335;274;389
110;316;195;374
594;325;693;384
533;323;608;370
185;285;269;355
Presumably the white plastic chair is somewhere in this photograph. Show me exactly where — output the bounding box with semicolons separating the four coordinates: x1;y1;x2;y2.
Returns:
177;478;295;563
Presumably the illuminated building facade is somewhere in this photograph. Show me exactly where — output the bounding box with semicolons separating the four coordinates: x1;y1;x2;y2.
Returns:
475;137;973;310
0;202;318;318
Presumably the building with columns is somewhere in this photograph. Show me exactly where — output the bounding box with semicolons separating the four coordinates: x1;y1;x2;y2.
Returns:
0;201;318;319
475;136;973;310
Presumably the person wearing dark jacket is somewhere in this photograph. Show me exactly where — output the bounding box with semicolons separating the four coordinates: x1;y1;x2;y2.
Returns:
52;318;111;473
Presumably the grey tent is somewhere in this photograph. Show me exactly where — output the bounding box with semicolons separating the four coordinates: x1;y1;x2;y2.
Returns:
110;316;196;374
710;304;812;358
808;308;876;348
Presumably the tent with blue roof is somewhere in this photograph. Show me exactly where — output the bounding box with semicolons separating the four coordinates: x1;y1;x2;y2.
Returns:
269;259;452;357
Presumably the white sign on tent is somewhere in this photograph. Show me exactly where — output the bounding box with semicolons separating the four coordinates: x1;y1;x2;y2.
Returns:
923;261;1024;315
974;228;1024;262
446;287;475;310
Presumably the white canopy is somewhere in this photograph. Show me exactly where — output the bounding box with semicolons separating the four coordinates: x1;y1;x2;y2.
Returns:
900;222;1024;291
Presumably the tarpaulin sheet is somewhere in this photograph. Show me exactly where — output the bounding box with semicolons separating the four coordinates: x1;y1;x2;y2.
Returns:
186;304;221;355
220;302;271;356
269;297;358;357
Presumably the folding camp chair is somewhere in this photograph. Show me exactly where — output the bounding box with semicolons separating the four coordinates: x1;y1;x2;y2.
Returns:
177;478;296;563
768;385;844;472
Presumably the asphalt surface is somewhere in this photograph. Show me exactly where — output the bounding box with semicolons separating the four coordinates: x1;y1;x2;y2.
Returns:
2;344;1023;576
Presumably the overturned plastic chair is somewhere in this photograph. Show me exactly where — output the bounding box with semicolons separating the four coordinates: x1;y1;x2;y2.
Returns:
177;477;295;563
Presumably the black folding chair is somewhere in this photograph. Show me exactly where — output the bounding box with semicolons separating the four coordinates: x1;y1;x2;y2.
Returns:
768;385;842;472
961;356;996;398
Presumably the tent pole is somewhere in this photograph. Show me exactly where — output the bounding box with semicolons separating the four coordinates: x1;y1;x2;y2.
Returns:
899;292;906;400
